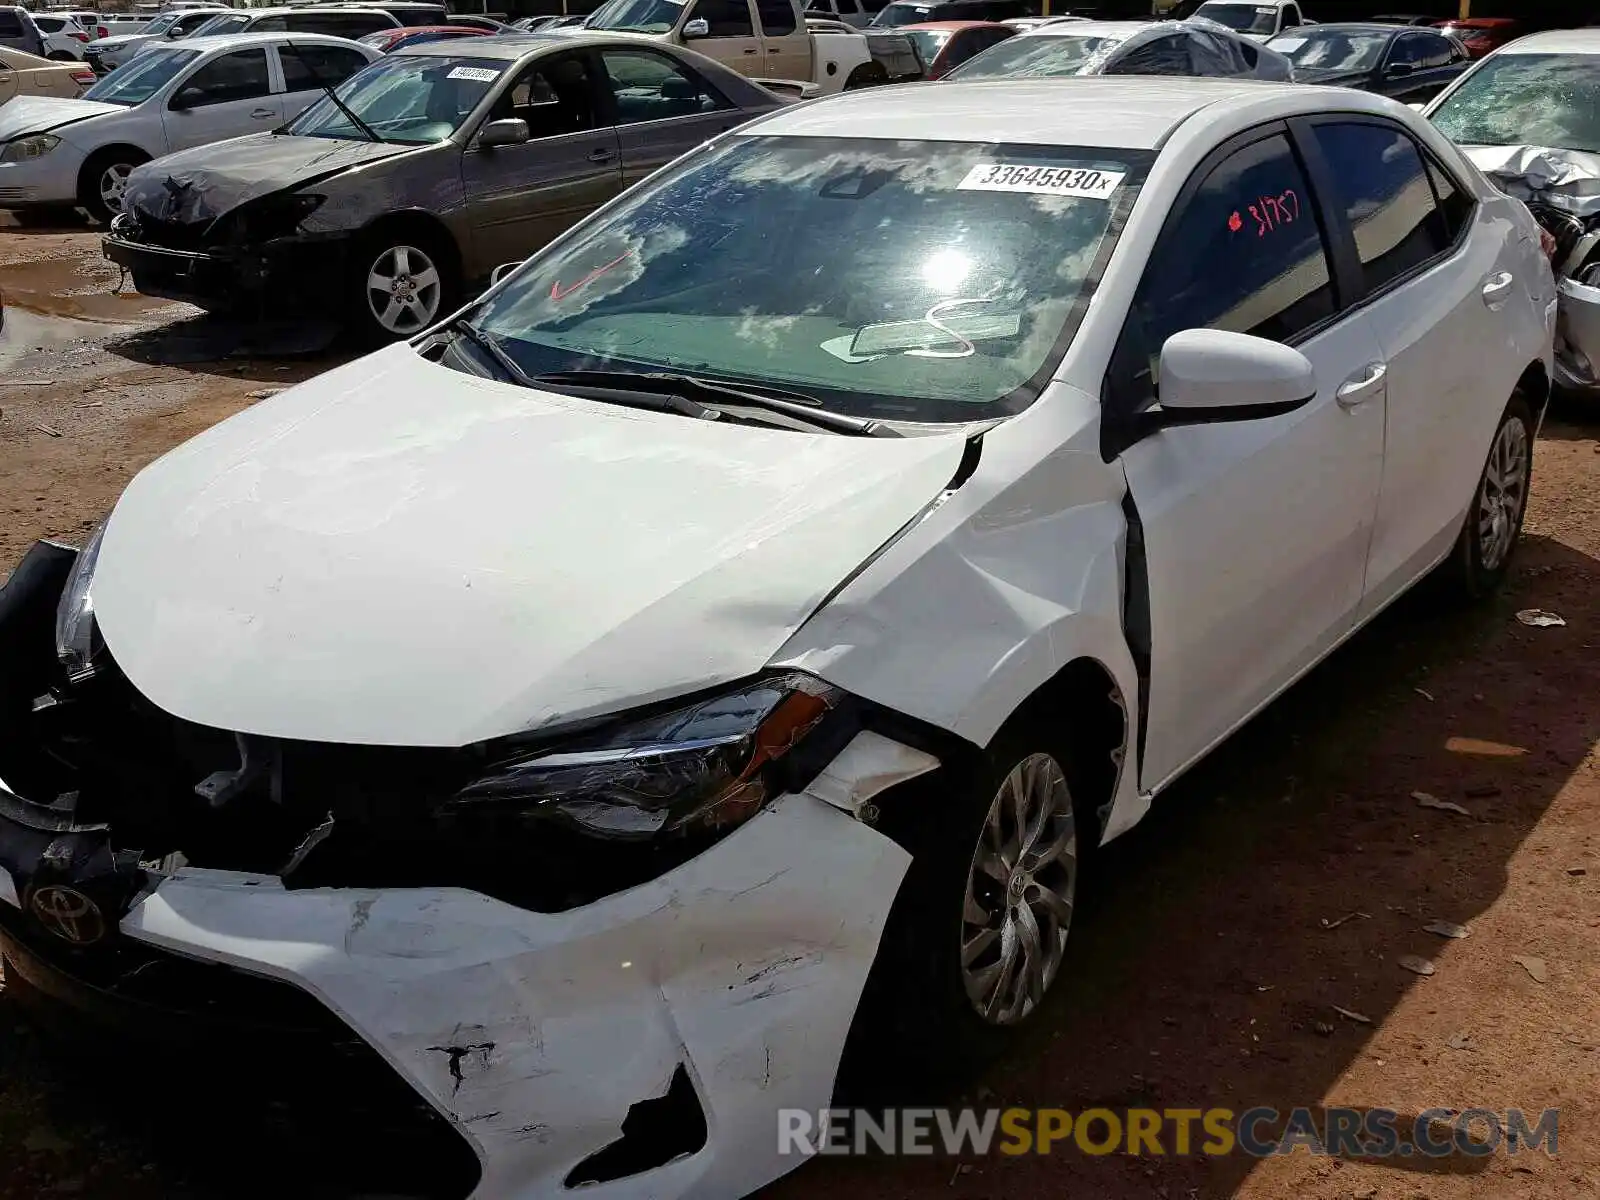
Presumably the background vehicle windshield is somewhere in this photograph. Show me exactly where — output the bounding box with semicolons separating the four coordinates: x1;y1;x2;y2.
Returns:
1194;2;1276;35
138;12;182;34
904;28;951;64
83;47;200;104
470;135;1146;423
945;32;1120;78
287;54;502;143
1430;53;1600;154
1268;28;1388;71
871;3;935;28
187;13;250;36
585;0;685;33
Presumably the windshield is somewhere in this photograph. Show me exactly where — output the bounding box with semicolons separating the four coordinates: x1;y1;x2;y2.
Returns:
466;135;1145;423
140;12;181;34
1430;54;1600;155
1268;28;1388;71
584;0;685;33
1194;2;1277;35
945;32;1120;78
285;53;501;143
187;13;251;36
870;3;935;27
904;29;951;64
83;46;199;104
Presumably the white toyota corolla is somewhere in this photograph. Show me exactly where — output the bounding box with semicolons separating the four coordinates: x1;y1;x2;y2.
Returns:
0;77;1554;1198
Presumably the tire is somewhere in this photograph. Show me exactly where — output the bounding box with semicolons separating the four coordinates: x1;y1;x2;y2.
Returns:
47;51;77;61
347;227;458;344
1441;392;1534;599
839;722;1090;1099
843;63;888;90
76;147;148;225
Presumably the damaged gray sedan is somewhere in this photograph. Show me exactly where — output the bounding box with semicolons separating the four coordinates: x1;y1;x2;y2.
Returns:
103;34;783;340
1426;27;1600;395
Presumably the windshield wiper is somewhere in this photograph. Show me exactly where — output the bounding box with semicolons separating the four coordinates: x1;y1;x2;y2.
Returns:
531;370;901;437
281;40;385;143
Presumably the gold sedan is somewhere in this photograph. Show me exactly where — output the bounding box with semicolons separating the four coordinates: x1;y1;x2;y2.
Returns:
0;47;94;105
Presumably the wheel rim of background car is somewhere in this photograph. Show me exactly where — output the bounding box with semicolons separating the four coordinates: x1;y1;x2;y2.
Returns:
960;752;1076;1026
366;244;443;336
1479;416;1529;571
98;163;134;212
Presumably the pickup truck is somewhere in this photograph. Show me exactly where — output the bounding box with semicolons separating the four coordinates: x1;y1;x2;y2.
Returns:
1190;0;1310;43
577;0;902;92
89;13;154;39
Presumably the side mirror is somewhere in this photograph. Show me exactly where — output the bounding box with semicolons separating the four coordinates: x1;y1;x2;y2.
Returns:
1152;328;1315;424
478;117;530;148
682;16;710;37
168;86;200;110
166;26;183;37
490;260;523;286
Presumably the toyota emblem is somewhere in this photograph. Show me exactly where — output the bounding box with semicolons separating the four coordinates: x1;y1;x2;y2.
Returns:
29;885;107;946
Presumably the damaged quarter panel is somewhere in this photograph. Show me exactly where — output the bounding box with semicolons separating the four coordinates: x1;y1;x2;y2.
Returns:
119;787;911;1200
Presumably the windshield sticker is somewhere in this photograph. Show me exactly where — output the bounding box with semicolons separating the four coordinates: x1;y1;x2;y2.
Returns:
1231;189;1300;238
851;310;1022;357
447;65;501;82
1272;36;1306;51
957;164;1124;199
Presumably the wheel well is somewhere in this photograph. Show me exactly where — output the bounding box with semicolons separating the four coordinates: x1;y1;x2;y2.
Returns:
1517;360;1550;407
844;62;888;87
357;211;461;278
1005;658;1128;845
78;144;147;181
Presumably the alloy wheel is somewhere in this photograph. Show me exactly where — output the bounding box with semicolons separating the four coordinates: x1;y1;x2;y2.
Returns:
1478;415;1529;572
960;752;1076;1026
366;243;443;336
98;162;133;213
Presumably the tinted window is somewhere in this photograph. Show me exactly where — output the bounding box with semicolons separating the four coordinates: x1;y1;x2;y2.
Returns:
1311;122;1452;294
1414;31;1452;69
1388;31;1430;68
280;44;371;91
175;47;271;105
0;10;23;35
292;12;395;35
756;0;794;34
496;53;599;135
690;0;753;35
1106;33;1191;76
1131;133;1335;382
599;48;729;123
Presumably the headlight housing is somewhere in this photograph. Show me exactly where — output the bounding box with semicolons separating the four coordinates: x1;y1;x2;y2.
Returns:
447;673;839;841
216;192;325;244
54;520;105;683
1;135;62;164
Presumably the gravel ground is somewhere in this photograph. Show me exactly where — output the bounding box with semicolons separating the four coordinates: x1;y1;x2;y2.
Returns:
2;222;1598;1200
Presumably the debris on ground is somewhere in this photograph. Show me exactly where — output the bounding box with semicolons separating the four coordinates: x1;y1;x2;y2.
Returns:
1321;912;1370;930
1513;956;1549;983
1398;955;1437;977
1424;920;1471;940
1414;790;1472;816
33;422;61;437
1446;1031;1474;1051
245;387;284;400
1444;736;1529;757
1331;1005;1372;1025
1515;609;1567;627
1414;687;1435;701
1567;866;1587;877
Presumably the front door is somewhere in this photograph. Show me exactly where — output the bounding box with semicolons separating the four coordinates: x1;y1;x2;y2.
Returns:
677;0;761;75
596;46;751;189
1113;128;1387;791
161;46;283;154
0;54;19;106
460;50;622;272
755;0;810;81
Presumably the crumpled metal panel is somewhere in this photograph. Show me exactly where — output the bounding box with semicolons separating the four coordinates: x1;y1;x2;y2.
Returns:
1463;144;1600;218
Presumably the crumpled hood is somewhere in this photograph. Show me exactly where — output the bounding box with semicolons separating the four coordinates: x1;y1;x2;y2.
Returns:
1462;144;1600;219
0;96;121;140
92;346;967;747
122;133;414;224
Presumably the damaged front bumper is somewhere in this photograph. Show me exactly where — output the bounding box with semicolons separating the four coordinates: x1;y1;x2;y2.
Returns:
102;215;347;313
0;541;928;1199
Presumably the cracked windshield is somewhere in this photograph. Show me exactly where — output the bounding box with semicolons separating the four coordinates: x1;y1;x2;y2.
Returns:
1429;53;1600;154
467;136;1147;422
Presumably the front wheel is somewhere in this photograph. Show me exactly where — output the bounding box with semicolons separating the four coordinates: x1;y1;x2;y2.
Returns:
348;232;456;344
1442;392;1534;599
76;147;147;224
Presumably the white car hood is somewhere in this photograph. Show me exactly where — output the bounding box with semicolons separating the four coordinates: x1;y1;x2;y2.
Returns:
93;346;967;747
0;95;122;139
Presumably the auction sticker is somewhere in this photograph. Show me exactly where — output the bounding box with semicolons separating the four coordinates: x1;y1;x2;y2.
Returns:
957;163;1124;199
448;65;501;82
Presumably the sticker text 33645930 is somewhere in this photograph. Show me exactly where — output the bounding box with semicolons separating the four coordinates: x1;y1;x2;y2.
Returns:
957;163;1125;199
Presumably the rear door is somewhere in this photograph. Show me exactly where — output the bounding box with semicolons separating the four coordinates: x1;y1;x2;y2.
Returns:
275;42;373;120
754;0;809;80
597;45;750;189
161;45;283;153
460;49;622;270
1112;126;1387;791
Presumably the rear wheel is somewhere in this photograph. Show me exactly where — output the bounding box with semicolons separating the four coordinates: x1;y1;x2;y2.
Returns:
77;147;147;224
1441;392;1534;598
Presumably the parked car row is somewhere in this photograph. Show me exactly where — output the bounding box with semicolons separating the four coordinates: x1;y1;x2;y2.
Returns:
0;25;1576;1200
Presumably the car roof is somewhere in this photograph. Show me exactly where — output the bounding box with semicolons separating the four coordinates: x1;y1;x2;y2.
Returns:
1273;22;1402;36
1022;19;1145;38
176;30;376;52
385;24;490;34
751;76;1320;149
900;19;1007;31
395;30;705;59
1488;28;1600;55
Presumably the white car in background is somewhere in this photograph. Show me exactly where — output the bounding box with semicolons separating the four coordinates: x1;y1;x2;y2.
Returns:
30;14;92;60
0;32;378;221
1194;0;1310;42
82;7;236;76
0;76;1554;1200
944;17;1293;80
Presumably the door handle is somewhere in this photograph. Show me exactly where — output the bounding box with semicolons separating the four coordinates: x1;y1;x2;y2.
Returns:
1481;271;1515;308
1336;361;1387;409
250;106;275;118
744;46;758;53
587;146;615;162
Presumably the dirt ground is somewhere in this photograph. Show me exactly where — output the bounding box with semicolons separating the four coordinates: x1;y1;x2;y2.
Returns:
1;221;1598;1200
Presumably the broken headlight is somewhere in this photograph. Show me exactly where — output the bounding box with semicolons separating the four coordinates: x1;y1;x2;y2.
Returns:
218;193;325;244
446;674;839;841
54;519;105;683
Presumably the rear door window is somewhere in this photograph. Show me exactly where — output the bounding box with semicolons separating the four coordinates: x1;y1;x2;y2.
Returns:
599;47;731;123
755;0;795;34
689;0;754;35
280;43;371;92
0;10;24;36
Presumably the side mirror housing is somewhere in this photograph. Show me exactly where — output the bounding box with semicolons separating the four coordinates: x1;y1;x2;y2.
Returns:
168;86;199;110
490;260;523;286
1151;328;1315;424
682;16;710;37
478;117;530;148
